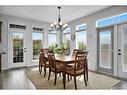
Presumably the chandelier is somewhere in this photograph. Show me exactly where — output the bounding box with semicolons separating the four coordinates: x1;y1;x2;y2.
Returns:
51;6;67;31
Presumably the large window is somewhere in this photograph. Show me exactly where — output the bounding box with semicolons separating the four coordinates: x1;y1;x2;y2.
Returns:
76;23;87;50
96;13;127;27
48;31;57;47
32;32;43;60
63;28;71;49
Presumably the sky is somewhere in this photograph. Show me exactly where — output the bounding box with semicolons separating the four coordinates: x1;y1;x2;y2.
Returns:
97;12;127;27
32;32;43;40
76;31;87;43
13;32;23;39
48;34;56;46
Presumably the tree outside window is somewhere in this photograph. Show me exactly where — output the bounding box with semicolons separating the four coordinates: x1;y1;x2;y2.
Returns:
76;23;87;50
63;28;71;49
32;32;43;60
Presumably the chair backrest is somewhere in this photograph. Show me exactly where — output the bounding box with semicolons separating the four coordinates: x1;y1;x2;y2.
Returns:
39;50;47;66
40;48;49;55
43;48;49;55
72;49;79;56
47;50;56;69
74;51;87;71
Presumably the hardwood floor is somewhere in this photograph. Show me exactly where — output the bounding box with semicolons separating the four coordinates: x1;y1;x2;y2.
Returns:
0;67;127;89
0;67;36;89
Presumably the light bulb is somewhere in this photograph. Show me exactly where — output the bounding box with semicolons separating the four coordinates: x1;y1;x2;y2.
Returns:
51;24;54;28
59;22;63;25
64;23;68;27
54;22;57;25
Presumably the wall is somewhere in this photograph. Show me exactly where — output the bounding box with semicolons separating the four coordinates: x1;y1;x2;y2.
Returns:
0;14;50;70
68;6;127;71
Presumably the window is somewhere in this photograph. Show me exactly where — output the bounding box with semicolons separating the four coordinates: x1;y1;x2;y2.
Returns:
76;23;87;31
96;13;127;27
32;32;43;60
76;23;87;49
63;28;71;49
48;31;57;47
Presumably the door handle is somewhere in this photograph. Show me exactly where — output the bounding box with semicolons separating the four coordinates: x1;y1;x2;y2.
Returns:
118;49;121;52
24;48;26;52
118;53;121;55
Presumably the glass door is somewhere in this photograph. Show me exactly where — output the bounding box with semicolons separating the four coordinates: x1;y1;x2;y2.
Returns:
10;30;26;68
117;23;127;79
97;26;114;74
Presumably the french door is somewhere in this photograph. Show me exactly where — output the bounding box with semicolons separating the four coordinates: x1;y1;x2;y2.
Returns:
10;30;27;68
97;26;114;74
117;23;127;78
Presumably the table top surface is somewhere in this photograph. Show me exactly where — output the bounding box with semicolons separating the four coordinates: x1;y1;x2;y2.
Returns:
54;54;75;62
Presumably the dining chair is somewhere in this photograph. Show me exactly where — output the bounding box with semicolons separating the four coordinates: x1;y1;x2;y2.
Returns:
65;50;87;89
39;50;49;77
47;50;63;85
67;49;80;81
72;49;89;81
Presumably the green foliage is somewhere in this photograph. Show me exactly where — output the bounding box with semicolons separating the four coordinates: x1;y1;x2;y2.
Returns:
78;41;86;50
49;44;57;51
54;43;65;54
13;39;23;49
49;43;65;54
33;40;42;55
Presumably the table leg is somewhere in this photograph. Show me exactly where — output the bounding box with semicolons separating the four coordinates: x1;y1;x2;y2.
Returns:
63;63;66;89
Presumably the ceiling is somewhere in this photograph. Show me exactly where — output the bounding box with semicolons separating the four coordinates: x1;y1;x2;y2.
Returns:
0;6;111;23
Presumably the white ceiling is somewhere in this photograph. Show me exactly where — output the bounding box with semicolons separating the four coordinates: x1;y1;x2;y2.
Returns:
0;6;111;23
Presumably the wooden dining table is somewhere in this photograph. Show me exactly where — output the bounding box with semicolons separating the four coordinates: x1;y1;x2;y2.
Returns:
46;54;75;89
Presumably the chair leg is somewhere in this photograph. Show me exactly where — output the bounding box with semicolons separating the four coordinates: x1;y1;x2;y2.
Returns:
63;73;66;89
39;64;40;72
39;63;41;71
74;77;77;89
48;70;51;80
39;65;40;71
86;63;88;81
39;65;42;74
54;73;57;85
84;71;87;86
44;68;46;77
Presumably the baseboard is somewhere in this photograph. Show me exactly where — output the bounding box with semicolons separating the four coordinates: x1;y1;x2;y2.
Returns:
1;67;9;71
